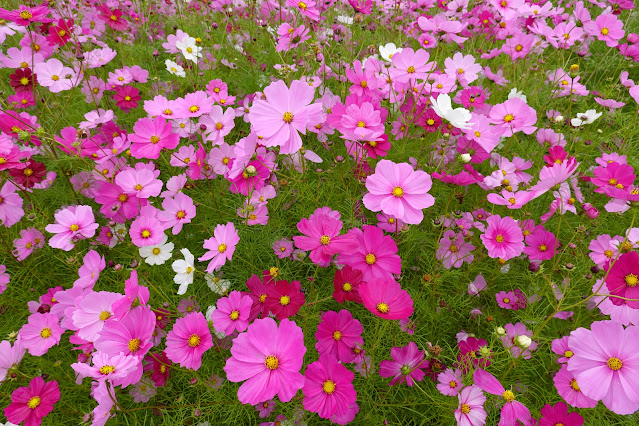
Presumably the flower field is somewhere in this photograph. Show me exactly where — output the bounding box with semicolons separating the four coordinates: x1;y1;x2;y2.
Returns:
1;0;639;425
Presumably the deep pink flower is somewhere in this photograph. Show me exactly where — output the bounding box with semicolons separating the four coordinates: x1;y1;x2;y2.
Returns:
523;227;557;261
473;369;533;426
113;85;140;112
480;215;524;260
539;401;583;426
455;385;487;425
315;310;363;363
211;290;253;336
379;342;428;386
303;354;357;420
158;192;196;235
332;266;363;304
224;317;306;405
496;291;517;310
264;279;305;320
246;271;275;320
605;251;639;308
0;181;25;228
0;4;52;26
567;321;639;414
4;377;59;426
144;352;171;387
198;222;240;272
129;116;179;159
165;312;213;370
359;278;413;320
338;225;401;281
293;212;357;264
130;213;165;247
94;306;156;358
553;365;598;409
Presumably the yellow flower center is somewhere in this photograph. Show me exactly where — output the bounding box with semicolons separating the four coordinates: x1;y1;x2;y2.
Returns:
495;235;504;243
608;178;618;185
124;96;132;101
280;295;291;306
99;365;115;375
152;248;161;255
40;328;52;338
342;282;352;292
570;379;580;391
21;61;28;68
20;11;34;19
229;310;240;320
392;186;404;197
407;66;416;73
160;365;167;373
450;245;458;253
565;350;573;358
188;334;201;347
508;197;516;205
176;211;186;219
283;112;294;123
320;235;330;245
502;390;515;402
503;298;510;303
186;47;193;53
100;311;111;321
333;331;342;340
601;27;609;35
118;194;128;202
20;77;30;86
223;157;230;165
515;44;523;52
128;338;141;353
70;224;80;232
539;244;548;252
625;274;638;287
265;355;279;369
110;14;118;21
377;302;389;313
189;105;199;113
323;380;336;394
150;135;160;144
298;1;308;9
360;80;368;88
357;121;366;128
460;404;470;414
27;396;41;409
365;253;376;264
141;230;151;238
259;294;267;303
604;250;614;258
504;114;514;122
186;266;194;274
607;357;622;370
218;244;227;253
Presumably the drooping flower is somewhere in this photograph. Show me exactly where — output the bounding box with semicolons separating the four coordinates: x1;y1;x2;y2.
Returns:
303;354;357;420
379;342;428;386
165;312;213;370
4;377;60;426
360;278;413;320
315;310;363;363
224;317;306;405
198;222;240;272
473;369;533;426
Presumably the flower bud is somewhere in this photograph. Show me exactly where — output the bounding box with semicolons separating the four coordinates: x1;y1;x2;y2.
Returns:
460;153;471;163
496;326;506;336
554;115;564;123
516;335;532;348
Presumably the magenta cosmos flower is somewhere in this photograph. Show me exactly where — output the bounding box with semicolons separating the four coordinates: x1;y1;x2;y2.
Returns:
538;402;584;426
605;251;639;308
265;279;305;320
293;211;357;264
360;278;413;320
165;312;213;370
303;353;357;420
473;369;533;426
224;317;306;405
45;205;98;251
332;266;363;304
480;215;524;261
379;341;428;386
129;116;179;159
198;222;239;272
4;377;60;426
567;321;639;415
455;385;487;426
523;227;557;261
338;225;401;281
363;160;435;225
249;79;323;154
211;290;253;336
315;310;363;363
94;306;156;358
19;312;63;356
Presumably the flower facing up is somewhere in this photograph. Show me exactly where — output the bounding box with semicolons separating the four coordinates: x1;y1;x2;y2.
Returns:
303;354;357;420
379;341;429;386
224;317;306;405
94;306;156;360
488;97;537;137
454;385;487;426
129;116;179;159
604;251;639;308
159;192;196;235
71;351;140;387
360;278;413;320
315;310;363;363
567;321;639;414
165;312;213;370
363;160;435;225
198;222;240;272
480;215;524;261
211;290;253;336
265;279;305;320
18;313;63;356
45;205;99;251
437;368;464;396
4;377;60;426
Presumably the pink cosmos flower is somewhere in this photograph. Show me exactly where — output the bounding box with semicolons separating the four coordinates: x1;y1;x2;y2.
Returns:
113;85;140;112
567;321;639;414
360;278;413;320
363;160;435;225
338;225;401;281
94;306;156;359
437;368;464;396
605;251;639;308
480;215;524;260
553;365;598;409
249;79;323;154
199;105;236;145
265;279;305;320
211;290;253;336
0;181;24;227
34;58;76;93
444;52;482;87
112;271;150;319
72;291;123;341
4;377;60;426
588;234;622;267
273;238;294;259
584;13;625;47
286;0;320;20
198;222;240;272
0;340;25;383
224;317;306;405
246;272;275;320
45;205;99;251
455;385;487;426
158;192;196;235
115;167;163;199
72;351;140;387
18;313;63;356
129;116;179;159
379;342;428;386
174;91;212;118
539;402;583;426
390;48;435;83
315;310;363;363
0;265;8;295
496;291;517;310
303;354;357;420
473;369;533;426
436;230;475;269
165;312;213;371
293;212;357;264
129;213;165;247
73;249;105;289
523;227;557;261
488;98;537;137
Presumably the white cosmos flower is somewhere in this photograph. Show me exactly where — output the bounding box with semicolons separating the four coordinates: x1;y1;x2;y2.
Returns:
165;59;185;78
205;273;230;294
379;42;402;62
172;248;195;295
139;234;174;265
430;94;473;130
571;109;602;126
176;37;202;64
507;88;527;103
337;15;354;25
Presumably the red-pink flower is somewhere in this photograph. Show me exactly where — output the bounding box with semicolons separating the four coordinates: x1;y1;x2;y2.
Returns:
165;312;213;370
473;369;533;425
4;377;60;426
113;85;140;112
303;354;357;420
265;279;305;320
359;278;413;320
538;402;584;426
523;227;557;261
605;251;639;308
332;266;363;303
